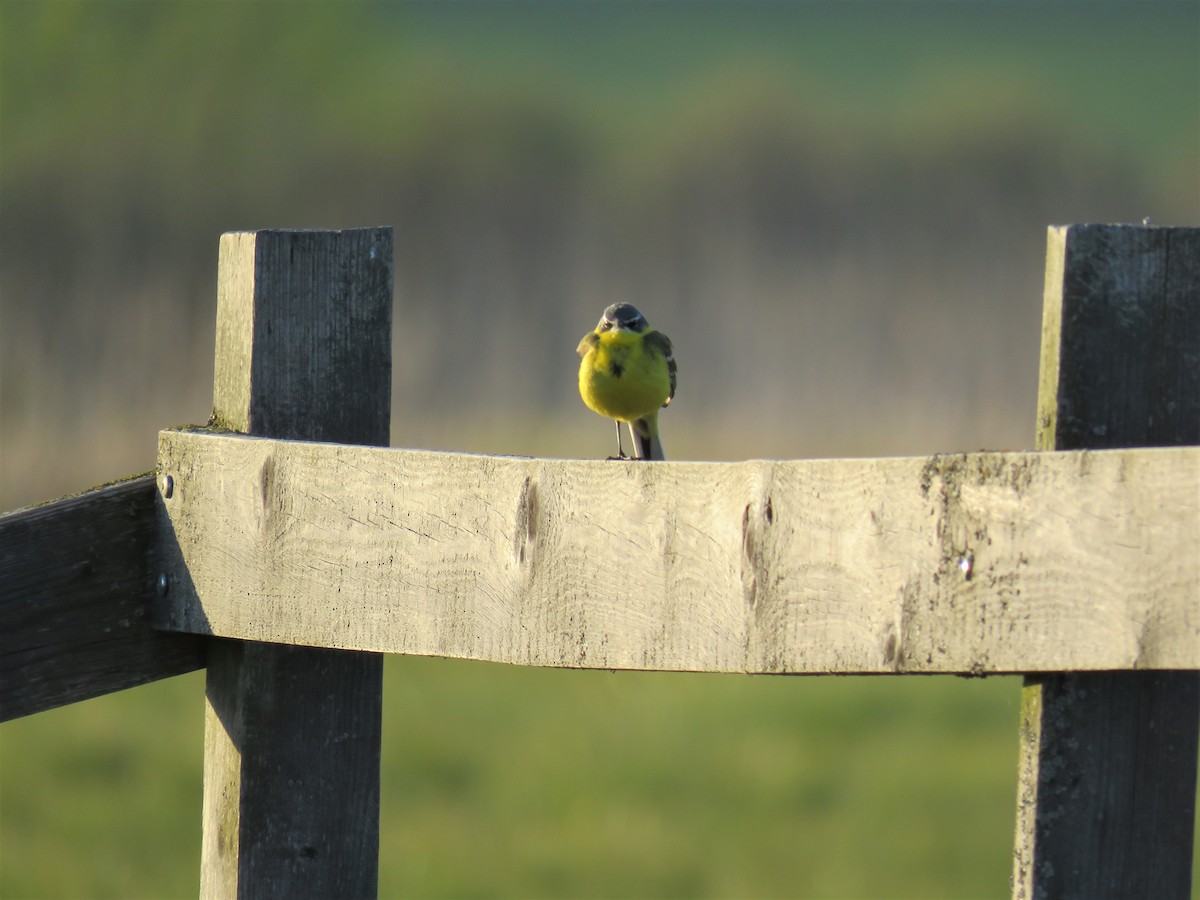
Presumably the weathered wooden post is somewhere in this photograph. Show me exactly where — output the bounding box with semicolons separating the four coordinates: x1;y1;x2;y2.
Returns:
1013;225;1200;897
189;229;392;898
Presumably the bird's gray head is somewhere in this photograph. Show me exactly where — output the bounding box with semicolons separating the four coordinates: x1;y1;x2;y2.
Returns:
599;303;649;333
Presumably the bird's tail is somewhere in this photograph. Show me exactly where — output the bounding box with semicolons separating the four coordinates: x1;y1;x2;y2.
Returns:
630;414;666;461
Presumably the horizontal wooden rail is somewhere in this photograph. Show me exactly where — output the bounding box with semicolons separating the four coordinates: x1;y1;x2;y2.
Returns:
155;429;1198;674
0;475;206;721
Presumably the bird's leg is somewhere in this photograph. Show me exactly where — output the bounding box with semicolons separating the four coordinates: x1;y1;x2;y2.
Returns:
607;420;629;460
629;421;646;460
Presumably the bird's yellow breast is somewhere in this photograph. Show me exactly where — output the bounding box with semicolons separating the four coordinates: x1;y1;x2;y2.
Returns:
578;329;671;422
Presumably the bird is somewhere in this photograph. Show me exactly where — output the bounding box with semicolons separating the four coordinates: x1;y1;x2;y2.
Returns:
577;302;676;460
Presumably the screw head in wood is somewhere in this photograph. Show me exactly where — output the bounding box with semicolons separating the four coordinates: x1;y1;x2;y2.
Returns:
160;473;174;499
958;553;974;580
157;573;170;596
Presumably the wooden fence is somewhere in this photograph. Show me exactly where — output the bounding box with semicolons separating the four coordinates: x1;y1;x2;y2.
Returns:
2;224;1197;899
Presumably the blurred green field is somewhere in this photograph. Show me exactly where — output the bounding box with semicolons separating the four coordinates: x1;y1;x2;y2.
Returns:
4;659;1025;899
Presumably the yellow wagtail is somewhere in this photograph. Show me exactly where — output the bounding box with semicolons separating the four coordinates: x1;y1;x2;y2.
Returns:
577;303;676;460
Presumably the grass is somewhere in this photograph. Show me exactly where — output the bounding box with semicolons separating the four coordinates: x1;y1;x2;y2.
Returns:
378;660;1024;899
2;658;1026;898
0;672;204;898
4;653;1198;897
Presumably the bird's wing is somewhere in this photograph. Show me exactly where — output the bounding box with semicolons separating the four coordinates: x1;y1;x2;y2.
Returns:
644;330;676;405
577;331;600;357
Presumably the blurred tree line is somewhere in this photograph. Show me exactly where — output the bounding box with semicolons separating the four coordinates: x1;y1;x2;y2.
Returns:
2;1;1196;509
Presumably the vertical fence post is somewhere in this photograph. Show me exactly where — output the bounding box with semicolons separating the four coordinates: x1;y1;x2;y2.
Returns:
200;229;392;898
1013;225;1200;898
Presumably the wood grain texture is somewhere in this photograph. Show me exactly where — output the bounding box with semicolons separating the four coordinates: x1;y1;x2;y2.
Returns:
212;229;392;445
1036;224;1200;452
1015;224;1200;900
198;228;390;900
201;638;383;899
155;430;1199;674
0;475;205;722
